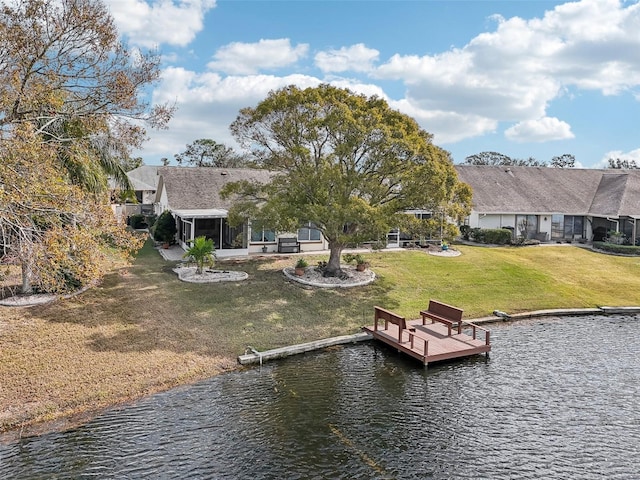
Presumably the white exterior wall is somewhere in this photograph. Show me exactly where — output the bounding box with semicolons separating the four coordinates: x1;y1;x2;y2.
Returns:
585;218;593;240
468;212;560;241
141;190;156;204
539;215;552;240
467;212;519;229
473;214;516;229
246;231;329;254
477;214;502;229
155;187;169;215
298;240;329;252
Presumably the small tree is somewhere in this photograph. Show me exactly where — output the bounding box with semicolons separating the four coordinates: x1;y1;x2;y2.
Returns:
154;211;177;244
183;236;216;274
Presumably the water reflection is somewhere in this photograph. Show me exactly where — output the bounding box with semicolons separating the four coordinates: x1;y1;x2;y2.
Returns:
1;315;639;479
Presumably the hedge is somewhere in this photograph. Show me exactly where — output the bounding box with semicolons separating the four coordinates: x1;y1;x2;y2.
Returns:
469;228;513;245
593;242;640;255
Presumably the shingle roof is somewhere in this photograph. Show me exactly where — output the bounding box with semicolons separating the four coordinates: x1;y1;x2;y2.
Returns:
454;165;640;217
126;165;160;191
613;173;640;218
157;167;274;210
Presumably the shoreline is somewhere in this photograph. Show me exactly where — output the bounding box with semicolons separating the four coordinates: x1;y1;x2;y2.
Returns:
3;306;638;443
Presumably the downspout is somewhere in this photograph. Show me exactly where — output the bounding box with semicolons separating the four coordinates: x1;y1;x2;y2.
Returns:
606;217;619;232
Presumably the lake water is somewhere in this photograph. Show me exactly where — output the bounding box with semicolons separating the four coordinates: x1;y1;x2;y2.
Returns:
1;315;639;479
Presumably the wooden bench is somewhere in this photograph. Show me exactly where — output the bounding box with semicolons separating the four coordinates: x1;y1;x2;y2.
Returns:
373;306;431;350
277;237;300;253
420;300;464;336
374;306;409;342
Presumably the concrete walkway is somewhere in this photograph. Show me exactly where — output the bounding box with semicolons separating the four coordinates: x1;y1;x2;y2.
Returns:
156;244;405;262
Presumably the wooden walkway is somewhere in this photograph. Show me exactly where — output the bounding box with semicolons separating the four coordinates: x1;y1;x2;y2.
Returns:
363;313;491;366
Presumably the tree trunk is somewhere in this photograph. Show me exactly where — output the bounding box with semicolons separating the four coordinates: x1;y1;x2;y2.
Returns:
19;239;34;294
323;242;344;277
21;259;33;294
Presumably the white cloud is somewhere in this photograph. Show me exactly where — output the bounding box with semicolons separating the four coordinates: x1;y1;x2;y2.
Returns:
373;0;640;145
104;0;216;48
129;0;640;162
504;117;574;142
136;67;394;161
598;148;640;168
207;39;309;75
390;99;497;144
315;44;380;73
137;67;322;160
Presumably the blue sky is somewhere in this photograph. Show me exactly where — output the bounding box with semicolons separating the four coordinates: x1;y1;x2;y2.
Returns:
105;0;640;168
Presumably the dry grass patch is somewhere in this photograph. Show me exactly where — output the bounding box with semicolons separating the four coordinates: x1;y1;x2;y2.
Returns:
2;241;640;436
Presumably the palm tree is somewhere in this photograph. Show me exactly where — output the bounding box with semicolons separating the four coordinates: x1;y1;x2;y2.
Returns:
183;236;216;274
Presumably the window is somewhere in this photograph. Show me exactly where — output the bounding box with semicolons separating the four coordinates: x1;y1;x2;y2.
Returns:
551;214;564;240
516;215;538;239
297;222;321;241
250;227;275;243
563;216;584;238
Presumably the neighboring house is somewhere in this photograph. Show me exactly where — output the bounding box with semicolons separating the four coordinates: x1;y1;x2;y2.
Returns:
127;165;160;207
112;165;159;219
154;167;329;257
455;165;640;244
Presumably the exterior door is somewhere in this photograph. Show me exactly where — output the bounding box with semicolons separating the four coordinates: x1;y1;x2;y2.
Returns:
387;229;400;248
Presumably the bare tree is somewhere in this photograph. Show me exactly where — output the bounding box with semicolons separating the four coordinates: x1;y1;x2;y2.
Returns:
0;0;170;293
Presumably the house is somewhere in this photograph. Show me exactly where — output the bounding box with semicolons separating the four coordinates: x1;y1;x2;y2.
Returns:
112;165;159;219
153;167;329;257
127;165;160;207
455;165;640;244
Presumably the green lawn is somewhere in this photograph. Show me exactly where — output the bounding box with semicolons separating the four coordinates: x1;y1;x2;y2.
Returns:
2;240;639;434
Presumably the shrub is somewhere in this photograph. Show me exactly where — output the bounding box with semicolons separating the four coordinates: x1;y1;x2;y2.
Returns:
295;258;308;268
593;242;640;255
470;228;512;245
145;214;157;228
342;253;366;265
154;210;177;244
459;225;471;240
128;214;146;229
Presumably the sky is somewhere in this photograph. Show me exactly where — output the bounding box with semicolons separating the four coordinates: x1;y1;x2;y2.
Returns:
103;0;640;168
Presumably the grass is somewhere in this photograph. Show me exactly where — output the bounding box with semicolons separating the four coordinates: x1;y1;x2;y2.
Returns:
2;240;640;435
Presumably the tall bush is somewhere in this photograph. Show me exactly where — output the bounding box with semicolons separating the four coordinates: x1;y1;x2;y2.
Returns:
470;228;512;245
154;211;177;244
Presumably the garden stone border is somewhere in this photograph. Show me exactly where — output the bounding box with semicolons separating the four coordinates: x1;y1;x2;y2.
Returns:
283;266;375;288
173;266;248;283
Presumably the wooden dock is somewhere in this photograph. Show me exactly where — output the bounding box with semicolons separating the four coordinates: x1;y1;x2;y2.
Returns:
363;304;491;366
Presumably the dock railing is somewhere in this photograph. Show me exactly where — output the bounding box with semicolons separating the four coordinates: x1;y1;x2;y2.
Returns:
460;322;491;346
407;330;429;363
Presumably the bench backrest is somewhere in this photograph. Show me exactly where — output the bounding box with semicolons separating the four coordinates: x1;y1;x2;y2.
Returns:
278;237;298;245
428;300;463;321
374;306;407;330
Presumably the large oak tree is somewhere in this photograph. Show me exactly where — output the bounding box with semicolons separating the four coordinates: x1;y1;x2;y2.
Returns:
0;0;171;293
224;84;471;276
